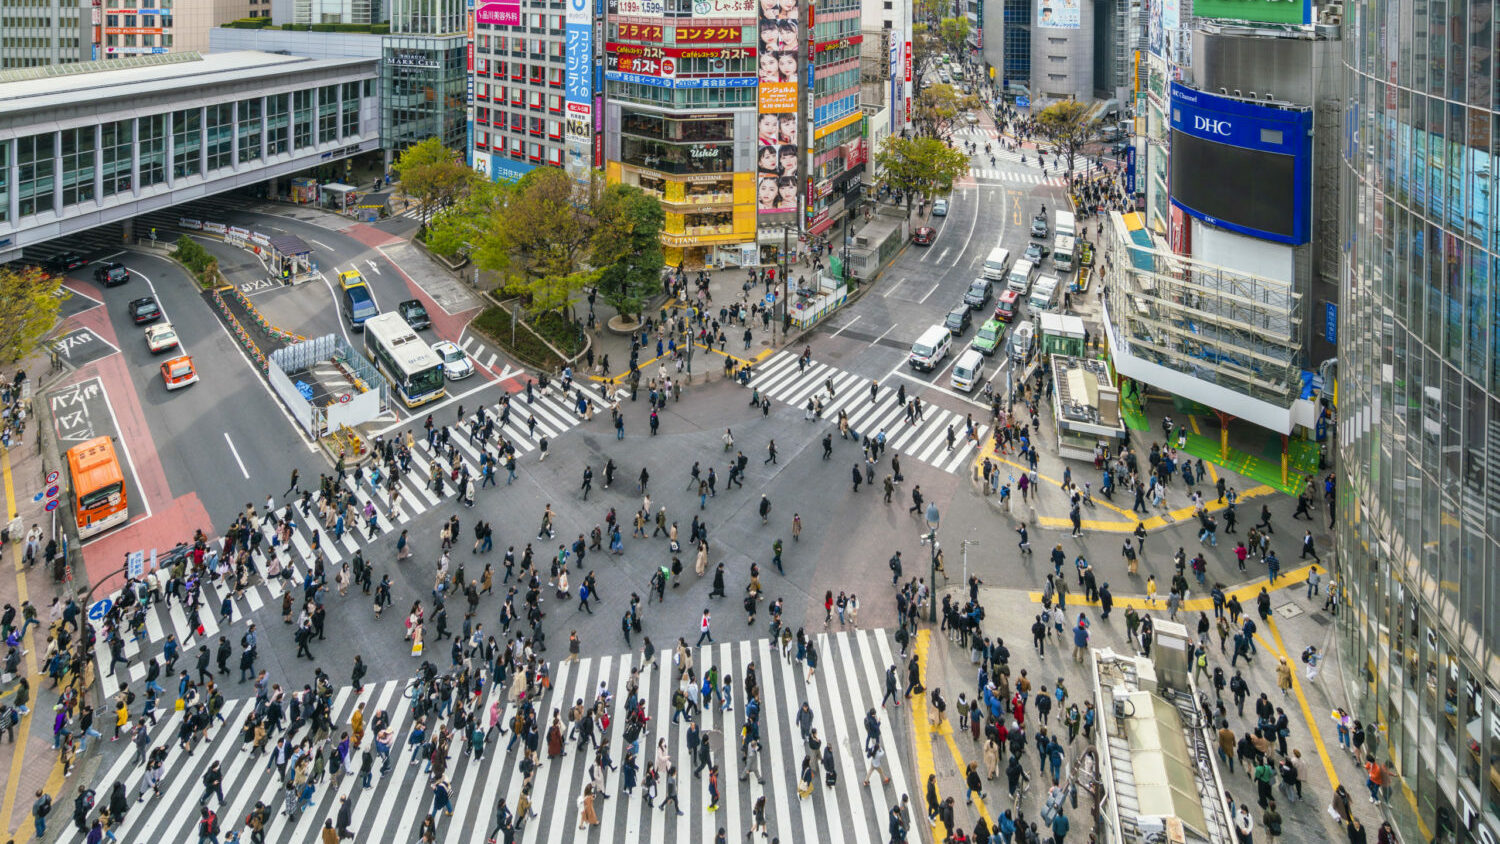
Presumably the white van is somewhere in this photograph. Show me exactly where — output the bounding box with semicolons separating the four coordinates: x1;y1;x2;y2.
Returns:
1007;259;1035;294
909;325;952;372
982;247;1012;281
1029;275;1060;312
950;348;985;392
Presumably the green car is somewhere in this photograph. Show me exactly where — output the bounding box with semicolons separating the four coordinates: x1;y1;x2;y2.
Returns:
972;319;1005;356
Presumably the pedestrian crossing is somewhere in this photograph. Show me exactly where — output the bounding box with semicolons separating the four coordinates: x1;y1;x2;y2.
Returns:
459;333;503;371
968;169;1068;186
747;351;987;476
91;378;630;700
68;631;918;844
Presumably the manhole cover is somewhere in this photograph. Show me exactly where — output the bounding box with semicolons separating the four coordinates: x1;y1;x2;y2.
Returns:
1274;603;1305;619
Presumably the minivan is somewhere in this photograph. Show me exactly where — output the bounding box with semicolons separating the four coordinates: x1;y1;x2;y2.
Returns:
1029;275;1061;312
343;284;379;330
1007;259;1035;295
909;325;952;371
982;247;1012;281
994;290;1020;322
951;348;984;393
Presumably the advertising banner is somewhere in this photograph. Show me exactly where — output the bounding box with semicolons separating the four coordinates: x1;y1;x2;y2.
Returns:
617;0;665;13
1189;0;1310;24
756;0;799;217
609;43;754;59
691;0;755;16
476;1;519;24
1035;0;1079;29
565;0;592;181
675;25;744;42
616;22;663;39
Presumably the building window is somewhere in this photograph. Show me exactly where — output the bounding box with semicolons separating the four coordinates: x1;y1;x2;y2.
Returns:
205;102;233;170
319;85;339;143
266;93;289;155
341;81;360;137
16;132;54;217
101;119;132;197
294;90;313;149
172;107;201;178
0;140;9;224
238;98;263;163
139;114;165;187
60;126;95;208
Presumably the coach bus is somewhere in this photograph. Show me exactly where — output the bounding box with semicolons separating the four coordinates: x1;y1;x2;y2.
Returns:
67;437;128;540
363;312;446;408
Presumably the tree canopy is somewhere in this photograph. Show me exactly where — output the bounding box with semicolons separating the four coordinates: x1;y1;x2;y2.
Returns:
874;135;971;209
589;184;665;321
0;266;65;363
392;137;476;225
913;83;982;139
1034;99;1100;177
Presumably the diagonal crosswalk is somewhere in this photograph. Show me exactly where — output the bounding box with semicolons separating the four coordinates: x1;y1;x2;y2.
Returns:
746;351;987;476
66;631;918;844
91;378;631;699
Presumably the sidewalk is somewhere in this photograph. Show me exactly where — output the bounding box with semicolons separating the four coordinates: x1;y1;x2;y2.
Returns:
0;347;99;843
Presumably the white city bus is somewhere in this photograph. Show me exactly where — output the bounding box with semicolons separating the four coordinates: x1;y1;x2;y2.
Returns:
363;312;446;408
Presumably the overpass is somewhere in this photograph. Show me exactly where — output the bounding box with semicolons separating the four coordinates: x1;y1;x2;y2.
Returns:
0;50;381;262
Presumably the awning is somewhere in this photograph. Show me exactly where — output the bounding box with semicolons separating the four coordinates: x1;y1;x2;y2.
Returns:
267;233;313;256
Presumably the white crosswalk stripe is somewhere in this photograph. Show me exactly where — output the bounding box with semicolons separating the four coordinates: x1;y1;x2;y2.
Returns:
747;351;987;476
65;632;916;844
967;169;1068;186
91;380;633;698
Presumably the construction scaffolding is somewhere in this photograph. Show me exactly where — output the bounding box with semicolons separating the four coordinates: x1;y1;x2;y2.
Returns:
1098;211;1307;430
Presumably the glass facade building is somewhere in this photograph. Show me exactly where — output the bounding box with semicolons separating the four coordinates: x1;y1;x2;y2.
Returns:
381;35;467;151
1337;0;1500;838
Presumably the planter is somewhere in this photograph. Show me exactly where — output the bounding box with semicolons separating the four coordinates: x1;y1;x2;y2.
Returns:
606;314;643;335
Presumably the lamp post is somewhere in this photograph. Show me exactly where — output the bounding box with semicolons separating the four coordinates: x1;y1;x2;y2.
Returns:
925;502;941;623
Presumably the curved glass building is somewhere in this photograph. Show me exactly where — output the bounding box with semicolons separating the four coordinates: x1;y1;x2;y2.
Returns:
1337;0;1499;839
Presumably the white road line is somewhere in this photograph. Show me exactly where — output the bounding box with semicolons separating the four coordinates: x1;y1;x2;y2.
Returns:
882;277;908;298
918;282;940;304
830;315;862;338
224;432;250;479
867;323;898;349
934;247;950;265
310;239;334;250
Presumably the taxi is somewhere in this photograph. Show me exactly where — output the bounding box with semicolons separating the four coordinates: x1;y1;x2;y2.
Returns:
144;323;179;354
160;355;199;390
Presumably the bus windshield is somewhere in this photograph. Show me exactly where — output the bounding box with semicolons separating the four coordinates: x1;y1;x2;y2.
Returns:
79;481;123;512
408;365;445;398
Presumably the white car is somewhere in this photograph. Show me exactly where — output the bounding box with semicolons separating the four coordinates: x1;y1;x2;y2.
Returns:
144;323;179;354
433;340;474;380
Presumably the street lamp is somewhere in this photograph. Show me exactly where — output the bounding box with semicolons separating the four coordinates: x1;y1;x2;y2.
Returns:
925;502;941;622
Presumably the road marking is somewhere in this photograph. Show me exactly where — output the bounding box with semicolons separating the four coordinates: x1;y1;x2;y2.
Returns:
320;273;355;349
868;323;898;349
831;315;862;338
953;184;981;268
98;251;125;262
223;432;249;479
934;247;950;265
204;303;319;453
883;277;908;298
366;259;382;275
918;282;940;304
309;239;333;250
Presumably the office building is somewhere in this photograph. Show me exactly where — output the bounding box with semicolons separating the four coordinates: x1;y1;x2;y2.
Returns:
1336;0;1500;837
381;0;465;151
602;0;759;268
470;0;572;182
858;0;911;156
293;0;380;25
803;0;864;238
0;0;91;68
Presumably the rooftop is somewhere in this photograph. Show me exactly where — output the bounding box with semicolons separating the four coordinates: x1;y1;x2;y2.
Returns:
0;51;375;119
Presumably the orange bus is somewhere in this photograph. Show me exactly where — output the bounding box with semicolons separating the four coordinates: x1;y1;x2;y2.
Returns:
67;437;128;539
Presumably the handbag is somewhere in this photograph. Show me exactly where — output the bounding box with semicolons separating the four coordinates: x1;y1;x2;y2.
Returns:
175;698;186;711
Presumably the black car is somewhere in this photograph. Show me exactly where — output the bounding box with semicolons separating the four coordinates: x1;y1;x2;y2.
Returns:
128;296;162;325
94;262;129;287
944;302;973;336
963;278;992;309
398;299;431;330
47;252;86;273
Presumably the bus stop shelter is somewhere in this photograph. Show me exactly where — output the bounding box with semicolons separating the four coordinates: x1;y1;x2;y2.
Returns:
267;233;316;285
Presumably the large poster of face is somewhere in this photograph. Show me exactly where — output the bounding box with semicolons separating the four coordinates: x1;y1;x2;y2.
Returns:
757;0;799;215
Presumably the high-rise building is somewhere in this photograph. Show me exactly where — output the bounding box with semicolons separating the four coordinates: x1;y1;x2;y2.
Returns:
381;0;465;151
0;0;91;67
857;0;911;156
1336;0;1500;838
602;0;760;269
802;0;864;238
469;0;572;181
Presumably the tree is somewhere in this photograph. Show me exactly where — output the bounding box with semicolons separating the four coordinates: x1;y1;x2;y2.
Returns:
874;135;971;212
913;83;982;139
0;266;65;363
935;17;971;58
1034;99;1100;180
589;184;665;322
392;137;475;225
490;168;598;314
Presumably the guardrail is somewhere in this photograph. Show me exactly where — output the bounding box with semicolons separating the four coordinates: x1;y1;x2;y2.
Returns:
209;286;268;373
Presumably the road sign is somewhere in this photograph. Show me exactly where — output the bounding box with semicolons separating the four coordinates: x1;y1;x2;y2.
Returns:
338;394;352;404
45;500;58;512
1016;95;1030;108
32;492;42;502
88;598;113;621
46;485;58;499
46;471;59;484
126;549;145;579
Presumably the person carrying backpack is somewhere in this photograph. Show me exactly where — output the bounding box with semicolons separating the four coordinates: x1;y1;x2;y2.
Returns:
198;805;220;843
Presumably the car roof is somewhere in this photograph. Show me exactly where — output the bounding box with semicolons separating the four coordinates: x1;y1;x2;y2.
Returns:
948;302;968;315
432;340;458;352
131;296;155;305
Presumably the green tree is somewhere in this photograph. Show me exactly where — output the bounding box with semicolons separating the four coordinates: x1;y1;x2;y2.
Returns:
392;137;475;225
913;83;982;139
0;266;65;363
589;184;665;322
874;135;971;212
1034;99;1099;179
935;17;971;58
423;178;507;265
490;168;598;314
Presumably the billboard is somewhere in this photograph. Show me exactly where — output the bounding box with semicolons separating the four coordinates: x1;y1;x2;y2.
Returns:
691;0;755;15
1167;83;1313;244
756;0;798;216
565;0;592;180
1035;0;1079;29
476;0;519;24
1190;0;1310;24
